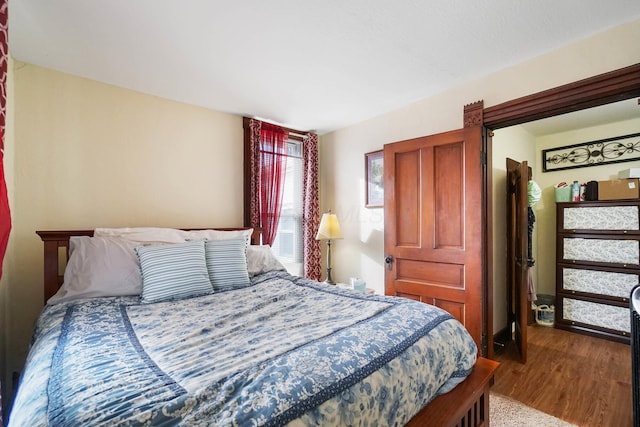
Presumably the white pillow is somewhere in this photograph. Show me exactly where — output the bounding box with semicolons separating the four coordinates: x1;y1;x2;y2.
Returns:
187;228;254;245
47;236;142;305
94;227;188;244
246;245;286;277
95;227;254;245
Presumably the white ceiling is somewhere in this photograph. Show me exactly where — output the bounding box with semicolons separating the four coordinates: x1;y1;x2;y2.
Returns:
9;1;640;134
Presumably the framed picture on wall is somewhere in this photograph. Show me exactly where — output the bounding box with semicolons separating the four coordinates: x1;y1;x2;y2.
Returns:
365;150;384;208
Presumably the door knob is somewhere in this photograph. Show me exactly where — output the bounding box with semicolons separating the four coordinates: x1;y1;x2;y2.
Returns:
384;255;393;270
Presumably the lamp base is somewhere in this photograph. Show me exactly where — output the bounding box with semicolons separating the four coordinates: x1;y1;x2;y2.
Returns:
325;267;335;285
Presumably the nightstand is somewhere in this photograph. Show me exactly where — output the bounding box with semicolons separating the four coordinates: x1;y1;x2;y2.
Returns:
336;283;375;294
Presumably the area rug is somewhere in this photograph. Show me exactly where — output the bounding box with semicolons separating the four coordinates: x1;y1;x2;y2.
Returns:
491;392;578;427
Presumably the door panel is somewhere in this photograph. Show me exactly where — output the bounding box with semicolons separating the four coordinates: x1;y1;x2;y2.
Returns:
395;150;421;246
506;158;529;363
434;142;464;249
384;125;483;349
396;259;464;288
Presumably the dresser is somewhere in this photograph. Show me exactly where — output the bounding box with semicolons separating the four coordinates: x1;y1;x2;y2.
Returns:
556;200;640;344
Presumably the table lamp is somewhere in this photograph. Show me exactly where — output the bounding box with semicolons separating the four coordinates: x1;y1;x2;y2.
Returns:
315;210;343;284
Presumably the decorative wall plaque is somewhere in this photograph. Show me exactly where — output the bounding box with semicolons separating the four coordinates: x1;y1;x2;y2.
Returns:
542;132;640;172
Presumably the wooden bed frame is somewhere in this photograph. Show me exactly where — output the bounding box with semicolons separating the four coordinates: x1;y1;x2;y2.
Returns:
36;229;499;427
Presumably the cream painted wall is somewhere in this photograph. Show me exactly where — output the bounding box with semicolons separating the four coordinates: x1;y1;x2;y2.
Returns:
318;127;385;292
533;116;640;302
6;63;245;387
319;19;640;311
1;55;15;413
491;126;537;331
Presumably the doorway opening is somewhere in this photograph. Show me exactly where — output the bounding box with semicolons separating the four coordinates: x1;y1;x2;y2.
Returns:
482;63;640;361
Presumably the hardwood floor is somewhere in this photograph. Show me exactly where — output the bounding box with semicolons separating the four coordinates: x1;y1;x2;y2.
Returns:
492;325;632;427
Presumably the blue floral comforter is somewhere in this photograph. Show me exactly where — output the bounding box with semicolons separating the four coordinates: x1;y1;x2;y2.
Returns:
9;271;477;426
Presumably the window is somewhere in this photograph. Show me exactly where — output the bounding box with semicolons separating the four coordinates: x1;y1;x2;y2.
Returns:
270;139;303;276
244;117;321;281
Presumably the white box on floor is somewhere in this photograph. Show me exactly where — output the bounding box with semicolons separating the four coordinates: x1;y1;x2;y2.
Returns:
619;168;640;179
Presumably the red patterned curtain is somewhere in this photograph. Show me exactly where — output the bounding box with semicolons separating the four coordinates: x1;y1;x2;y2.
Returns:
0;0;9;278
0;0;9;423
302;133;321;281
244;119;321;280
247;119;288;245
259;123;288;245
247;119;261;232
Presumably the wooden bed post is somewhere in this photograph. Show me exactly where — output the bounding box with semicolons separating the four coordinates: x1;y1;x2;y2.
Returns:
36;230;94;304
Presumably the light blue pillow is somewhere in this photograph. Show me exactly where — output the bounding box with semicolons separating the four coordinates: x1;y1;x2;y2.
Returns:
205;238;251;291
136;240;213;303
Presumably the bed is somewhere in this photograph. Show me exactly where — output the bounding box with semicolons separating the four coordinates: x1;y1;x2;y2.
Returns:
8;227;498;426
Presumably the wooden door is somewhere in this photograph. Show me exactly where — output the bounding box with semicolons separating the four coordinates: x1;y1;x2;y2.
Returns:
506;158;529;363
383;121;484;350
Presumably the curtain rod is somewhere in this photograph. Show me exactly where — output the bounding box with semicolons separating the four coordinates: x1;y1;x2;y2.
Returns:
278;124;313;138
243;116;314;138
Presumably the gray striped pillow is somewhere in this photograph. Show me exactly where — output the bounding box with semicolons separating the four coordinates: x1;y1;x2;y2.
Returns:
205;237;251;291
136;240;213;303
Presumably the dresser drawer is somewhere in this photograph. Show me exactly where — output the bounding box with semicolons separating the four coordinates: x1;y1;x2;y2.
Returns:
557;201;640;234
562;236;639;266
561;204;640;231
559;266;637;301
559;296;630;336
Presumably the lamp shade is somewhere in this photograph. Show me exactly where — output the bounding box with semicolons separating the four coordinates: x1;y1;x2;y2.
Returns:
315;212;343;240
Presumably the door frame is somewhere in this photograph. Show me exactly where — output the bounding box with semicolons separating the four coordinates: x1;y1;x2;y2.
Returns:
481;63;640;357
483;64;640;129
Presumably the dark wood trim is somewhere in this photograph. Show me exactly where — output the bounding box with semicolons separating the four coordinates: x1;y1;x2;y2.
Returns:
482;127;494;360
464;100;484;128
483;63;640;129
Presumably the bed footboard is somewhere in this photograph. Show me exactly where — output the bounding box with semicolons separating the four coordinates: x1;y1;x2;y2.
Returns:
406;357;499;427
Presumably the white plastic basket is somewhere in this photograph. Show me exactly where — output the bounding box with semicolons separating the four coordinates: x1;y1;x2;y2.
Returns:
533;303;555;327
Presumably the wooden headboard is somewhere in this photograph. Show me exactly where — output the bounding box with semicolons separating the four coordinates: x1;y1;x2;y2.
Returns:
36;228;262;304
